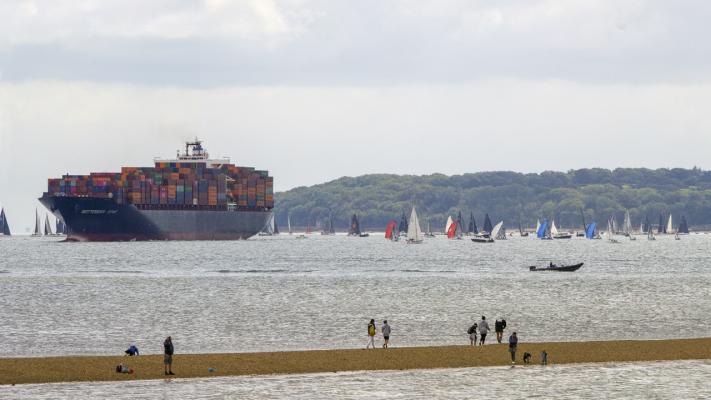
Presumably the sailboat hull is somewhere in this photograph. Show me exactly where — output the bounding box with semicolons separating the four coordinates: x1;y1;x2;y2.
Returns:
39;195;270;241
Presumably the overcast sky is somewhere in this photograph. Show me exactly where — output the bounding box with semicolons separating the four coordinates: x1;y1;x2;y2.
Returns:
2;0;711;232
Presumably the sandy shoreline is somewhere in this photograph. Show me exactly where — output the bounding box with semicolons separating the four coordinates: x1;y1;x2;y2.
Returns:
1;338;710;385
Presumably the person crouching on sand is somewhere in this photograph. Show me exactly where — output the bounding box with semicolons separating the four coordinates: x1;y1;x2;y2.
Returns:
382;320;391;349
366;319;376;349
164;336;175;375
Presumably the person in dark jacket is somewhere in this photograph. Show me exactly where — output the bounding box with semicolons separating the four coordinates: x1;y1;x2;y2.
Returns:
508;332;518;366
125;343;139;356
495;317;507;344
164;336;175;375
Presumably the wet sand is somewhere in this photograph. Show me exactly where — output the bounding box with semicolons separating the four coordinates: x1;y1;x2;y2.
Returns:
1;338;710;385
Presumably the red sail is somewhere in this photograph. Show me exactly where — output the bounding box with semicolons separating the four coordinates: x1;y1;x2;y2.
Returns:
447;222;458;239
385;220;397;239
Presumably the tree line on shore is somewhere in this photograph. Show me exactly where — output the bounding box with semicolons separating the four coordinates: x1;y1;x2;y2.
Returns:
275;167;711;231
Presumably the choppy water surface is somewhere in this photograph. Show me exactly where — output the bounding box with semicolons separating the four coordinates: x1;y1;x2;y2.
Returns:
1;234;710;398
2;360;710;399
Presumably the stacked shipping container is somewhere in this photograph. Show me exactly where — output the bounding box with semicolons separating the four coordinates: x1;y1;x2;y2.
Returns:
46;162;274;210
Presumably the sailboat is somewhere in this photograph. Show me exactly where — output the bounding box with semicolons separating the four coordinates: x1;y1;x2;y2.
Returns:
677;216;690;235
321;216;335;235
623;210;636;240
0;208;11;236
273;217;280;235
577;208;587;237
287;214;293;235
585;221;599;239
606;218;620;243
424;218;435;238
482;214;493;236
469;213;478;235
385;220;398;241
536;219;551;240
551;220;572;239
445;216;454;236
456;211;466;237
259;213;276;236
32;209;42;236
348;214;368;237
658;214;665;234
55;218;66;235
472;221;503;243
398;212;408;237
406;206;424;244
666;214;673;235
44;215;53;236
535;219;541;236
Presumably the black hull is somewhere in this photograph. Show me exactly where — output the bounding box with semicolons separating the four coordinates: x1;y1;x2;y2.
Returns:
529;263;584;272
39;195;270;242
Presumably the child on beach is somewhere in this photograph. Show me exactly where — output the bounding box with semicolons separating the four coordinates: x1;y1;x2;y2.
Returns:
467;322;477;346
124;344;139;356
382;320;391;349
366;319;376;349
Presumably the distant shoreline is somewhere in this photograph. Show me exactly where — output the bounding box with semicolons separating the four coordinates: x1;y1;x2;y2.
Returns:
1;338;710;385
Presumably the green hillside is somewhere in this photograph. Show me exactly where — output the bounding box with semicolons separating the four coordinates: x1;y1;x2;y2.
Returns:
275;168;711;231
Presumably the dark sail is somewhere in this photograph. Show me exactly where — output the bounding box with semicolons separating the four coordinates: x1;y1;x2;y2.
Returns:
349;214;361;236
468;213;478;234
0;208;10;236
398;212;408;233
483;213;493;234
580;208;587;231
643;216;650;233
457;211;465;235
329;216;335;234
658;214;665;234
678;216;689;234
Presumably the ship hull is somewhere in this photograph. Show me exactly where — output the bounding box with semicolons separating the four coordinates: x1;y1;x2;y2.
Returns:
39;195;270;242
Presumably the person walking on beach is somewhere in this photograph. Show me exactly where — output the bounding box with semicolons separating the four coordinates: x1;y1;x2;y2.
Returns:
478;316;490;346
495;317;507;344
382;320;391;349
508;332;518;366
164;336;175;375
467;322;477;346
366;319;376;349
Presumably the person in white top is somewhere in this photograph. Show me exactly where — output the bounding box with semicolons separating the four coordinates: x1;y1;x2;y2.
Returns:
478;316;490;346
382;320;391;349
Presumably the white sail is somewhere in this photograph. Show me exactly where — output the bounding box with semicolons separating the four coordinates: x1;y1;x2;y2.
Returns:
33;209;42;236
535;219;540;233
445;216;453;233
550;220;559;236
666;214;673;234
270;213;276;233
491;221;504;240
44;215;53;236
623;211;632;235
407;206;423;243
639;219;645;234
288;215;292;235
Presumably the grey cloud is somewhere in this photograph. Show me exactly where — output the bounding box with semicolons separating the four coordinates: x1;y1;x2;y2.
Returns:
1;0;711;86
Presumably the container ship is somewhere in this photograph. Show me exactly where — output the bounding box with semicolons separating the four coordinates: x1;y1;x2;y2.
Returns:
39;139;273;241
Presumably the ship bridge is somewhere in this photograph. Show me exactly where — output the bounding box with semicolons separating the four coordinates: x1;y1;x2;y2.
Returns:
154;138;230;168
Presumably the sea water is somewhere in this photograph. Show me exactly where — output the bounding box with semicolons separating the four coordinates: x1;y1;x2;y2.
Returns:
0;234;710;398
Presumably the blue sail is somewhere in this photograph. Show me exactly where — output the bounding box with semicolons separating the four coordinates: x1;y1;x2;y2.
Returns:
585;222;597;239
536;219;548;238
